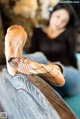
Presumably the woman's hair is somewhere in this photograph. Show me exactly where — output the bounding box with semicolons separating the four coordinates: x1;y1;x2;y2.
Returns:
48;3;80;32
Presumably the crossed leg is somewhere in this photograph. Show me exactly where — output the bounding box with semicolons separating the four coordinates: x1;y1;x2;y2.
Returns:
5;25;65;87
5;25;27;76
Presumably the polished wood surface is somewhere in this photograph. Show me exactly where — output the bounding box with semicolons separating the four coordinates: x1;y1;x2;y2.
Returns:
25;74;77;119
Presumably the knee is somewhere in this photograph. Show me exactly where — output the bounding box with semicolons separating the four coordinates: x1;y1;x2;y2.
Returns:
62;67;80;96
62;80;80;96
34;52;46;58
33;52;48;64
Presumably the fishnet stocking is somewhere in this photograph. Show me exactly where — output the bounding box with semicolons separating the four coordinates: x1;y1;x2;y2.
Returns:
5;25;27;60
5;25;27;75
9;57;65;87
5;25;65;87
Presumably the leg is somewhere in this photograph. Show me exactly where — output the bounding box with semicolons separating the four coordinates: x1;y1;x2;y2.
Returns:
5;25;65;87
62;66;80;96
51;65;80;97
5;25;27;76
8;57;65;87
23;52;48;64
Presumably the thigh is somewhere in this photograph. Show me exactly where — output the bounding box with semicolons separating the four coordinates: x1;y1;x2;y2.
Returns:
23;52;48;64
51;67;80;97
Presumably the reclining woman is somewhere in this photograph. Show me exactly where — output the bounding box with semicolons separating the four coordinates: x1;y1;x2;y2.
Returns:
26;3;80;97
5;25;65;88
5;4;80;97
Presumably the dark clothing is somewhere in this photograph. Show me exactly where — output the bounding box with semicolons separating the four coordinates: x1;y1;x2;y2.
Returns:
29;27;78;68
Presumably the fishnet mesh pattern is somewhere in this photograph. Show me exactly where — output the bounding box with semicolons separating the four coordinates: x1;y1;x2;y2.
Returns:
5;25;64;87
10;57;64;86
5;25;27;60
30;63;60;86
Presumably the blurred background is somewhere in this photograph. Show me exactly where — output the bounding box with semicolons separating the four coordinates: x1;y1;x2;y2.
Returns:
0;0;80;62
0;0;80;118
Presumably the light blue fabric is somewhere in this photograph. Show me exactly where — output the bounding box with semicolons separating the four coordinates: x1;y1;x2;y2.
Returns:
0;52;79;118
76;52;80;70
24;52;80;97
0;70;60;119
23;52;48;64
